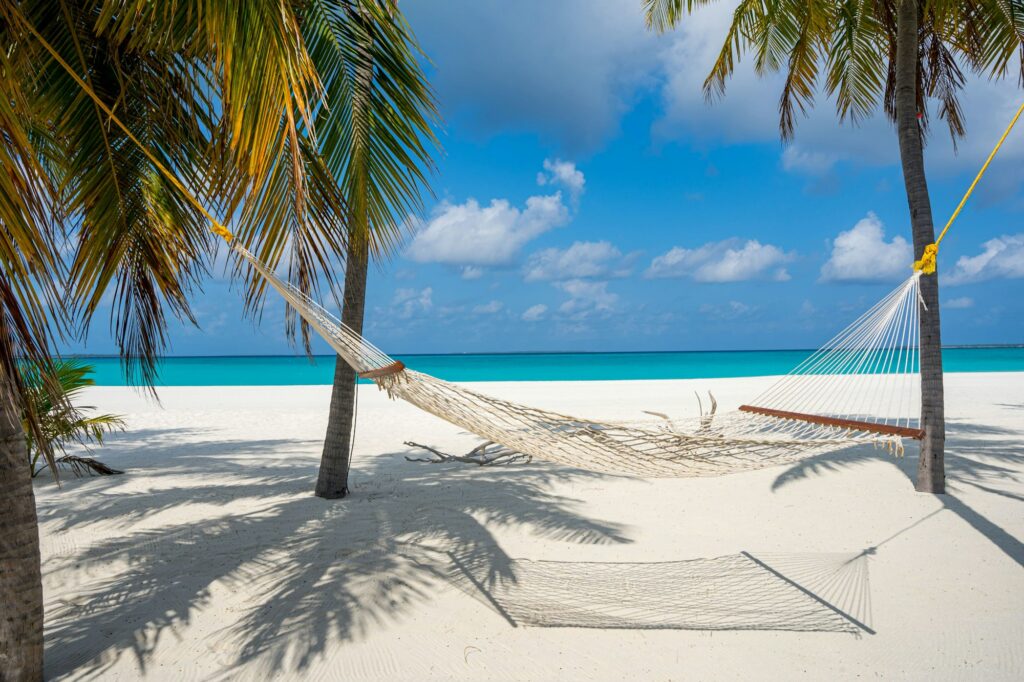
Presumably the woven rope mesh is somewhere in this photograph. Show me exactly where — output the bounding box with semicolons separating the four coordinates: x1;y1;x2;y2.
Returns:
237;244;923;478
446;551;871;633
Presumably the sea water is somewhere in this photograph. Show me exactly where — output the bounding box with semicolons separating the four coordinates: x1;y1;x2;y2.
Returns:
79;347;1024;386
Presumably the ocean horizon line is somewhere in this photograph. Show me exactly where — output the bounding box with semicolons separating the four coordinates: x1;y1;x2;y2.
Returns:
64;342;1024;360
67;346;1024;386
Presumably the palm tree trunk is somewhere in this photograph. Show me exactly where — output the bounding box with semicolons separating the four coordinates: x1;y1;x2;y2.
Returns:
315;3;377;500
0;385;44;679
895;0;945;493
314;245;368;499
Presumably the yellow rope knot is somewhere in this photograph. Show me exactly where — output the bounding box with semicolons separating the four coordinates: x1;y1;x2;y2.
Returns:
210;222;234;243
913;243;938;274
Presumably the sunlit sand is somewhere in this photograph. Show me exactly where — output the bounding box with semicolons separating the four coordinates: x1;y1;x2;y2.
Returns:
37;373;1024;680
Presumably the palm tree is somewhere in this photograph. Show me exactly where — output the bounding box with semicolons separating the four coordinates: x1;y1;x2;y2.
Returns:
309;1;438;499
0;1;431;677
21;359;124;478
644;0;1024;494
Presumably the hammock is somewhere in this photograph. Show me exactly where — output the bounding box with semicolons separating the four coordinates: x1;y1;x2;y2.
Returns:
235;242;924;477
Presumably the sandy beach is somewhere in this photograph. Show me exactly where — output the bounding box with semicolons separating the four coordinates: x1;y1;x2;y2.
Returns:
35;373;1024;680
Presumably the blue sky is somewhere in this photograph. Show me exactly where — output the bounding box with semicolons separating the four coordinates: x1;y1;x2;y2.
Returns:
66;1;1024;357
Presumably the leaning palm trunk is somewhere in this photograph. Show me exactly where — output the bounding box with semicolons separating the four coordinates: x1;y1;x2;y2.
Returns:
0;386;44;680
314;2;380;499
895;0;944;493
315;246;368;499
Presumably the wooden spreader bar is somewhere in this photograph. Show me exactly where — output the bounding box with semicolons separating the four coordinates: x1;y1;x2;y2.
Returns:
738;404;925;440
358;360;406;380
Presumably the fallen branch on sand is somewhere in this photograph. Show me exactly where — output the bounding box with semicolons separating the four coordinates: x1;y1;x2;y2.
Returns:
404;440;532;466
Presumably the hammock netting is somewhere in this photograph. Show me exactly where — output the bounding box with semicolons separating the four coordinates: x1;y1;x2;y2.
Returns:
237;244;923;478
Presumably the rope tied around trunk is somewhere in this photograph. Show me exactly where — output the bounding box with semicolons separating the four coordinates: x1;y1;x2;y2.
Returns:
913;100;1024;275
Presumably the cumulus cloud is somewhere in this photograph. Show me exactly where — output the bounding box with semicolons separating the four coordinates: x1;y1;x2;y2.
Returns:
523;240;629;282
406;193;570;266
406;160;587;270
819;213;913;283
945;234;1024;285
944;296;974;309
472;300;505;315
391;287;433;319
555;279;618;315
537;158;586;201
645;238;793;282
521;304;548;322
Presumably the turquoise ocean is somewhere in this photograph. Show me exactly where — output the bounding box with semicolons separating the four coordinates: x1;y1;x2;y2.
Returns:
81;347;1024;386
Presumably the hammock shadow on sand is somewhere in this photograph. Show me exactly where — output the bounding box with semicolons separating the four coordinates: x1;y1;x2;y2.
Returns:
445;549;874;635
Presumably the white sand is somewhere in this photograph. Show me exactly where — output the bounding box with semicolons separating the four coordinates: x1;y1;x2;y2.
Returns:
36;373;1024;680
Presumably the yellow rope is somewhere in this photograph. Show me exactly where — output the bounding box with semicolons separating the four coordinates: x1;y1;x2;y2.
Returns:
914;101;1024;274
12;8;234;243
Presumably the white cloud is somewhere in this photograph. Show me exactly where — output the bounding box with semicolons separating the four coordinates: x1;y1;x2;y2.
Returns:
645;238;793;282
537;158;586;201
472;300;504;315
391;287;433;319
406;193;570;266
699;300;756;320
781;145;837;175
945;235;1024;285
461;266;483;280
820;213;913;283
944;296;974;309
523;240;629;282
555;279;618;315
521;304;548;322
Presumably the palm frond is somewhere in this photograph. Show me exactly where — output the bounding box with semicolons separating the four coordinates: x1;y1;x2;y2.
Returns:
651;0;1022;144
227;0;441;349
703;0;761;101
0;9;69;475
827;0;888;124
303;0;441;259
19;358;124;477
643;0;721;32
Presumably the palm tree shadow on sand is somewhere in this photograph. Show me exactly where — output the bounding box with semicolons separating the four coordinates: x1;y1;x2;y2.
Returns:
771;412;1024;567
44;424;878;680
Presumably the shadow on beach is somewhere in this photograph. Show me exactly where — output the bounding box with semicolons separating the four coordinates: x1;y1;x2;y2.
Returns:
41;421;882;680
41;426;629;679
772;410;1024;567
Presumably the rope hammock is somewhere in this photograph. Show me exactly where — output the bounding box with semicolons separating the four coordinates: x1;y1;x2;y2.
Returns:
237;241;923;477
19;9;1022;479
228;101;1019;477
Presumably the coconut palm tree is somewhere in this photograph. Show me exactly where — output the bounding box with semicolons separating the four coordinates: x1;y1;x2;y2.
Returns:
309;1;438;499
0;1;433;677
644;0;1024;494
